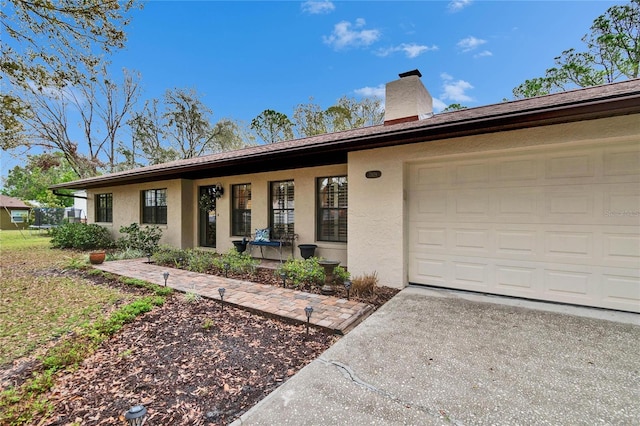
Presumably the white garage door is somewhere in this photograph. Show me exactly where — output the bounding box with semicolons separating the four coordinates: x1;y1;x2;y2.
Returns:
408;142;640;313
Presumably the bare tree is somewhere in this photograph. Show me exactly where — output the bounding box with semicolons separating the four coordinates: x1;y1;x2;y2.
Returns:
20;68;140;178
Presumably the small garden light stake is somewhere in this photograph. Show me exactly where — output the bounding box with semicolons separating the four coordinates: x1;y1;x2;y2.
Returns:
280;272;287;288
146;253;152;264
344;280;352;300
218;287;226;312
224;262;230;278
125;405;147;426
163;271;169;287
304;305;313;338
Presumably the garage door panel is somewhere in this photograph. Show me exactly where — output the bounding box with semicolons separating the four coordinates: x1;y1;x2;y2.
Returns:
546;153;595;179
601;271;640;311
408;142;640;313
603;148;640;177
602;233;640;265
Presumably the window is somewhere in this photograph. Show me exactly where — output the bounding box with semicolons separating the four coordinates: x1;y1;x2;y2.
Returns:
95;193;113;223
317;176;347;242
231;184;251;236
142;189;167;224
270;180;294;239
10;210;27;223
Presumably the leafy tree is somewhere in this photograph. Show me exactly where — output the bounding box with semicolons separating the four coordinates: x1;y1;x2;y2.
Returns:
1;0;139;148
293;98;328;137
513;0;640;98
442;103;468;112
325;96;384;131
250;109;294;143
129;88;249;164
286;96;385;139
1;152;77;207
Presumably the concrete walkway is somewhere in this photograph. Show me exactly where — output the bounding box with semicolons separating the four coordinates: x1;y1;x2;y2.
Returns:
94;258;374;334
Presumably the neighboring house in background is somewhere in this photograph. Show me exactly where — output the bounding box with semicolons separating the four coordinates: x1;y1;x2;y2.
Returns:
0;194;31;230
72;190;87;222
51;71;640;313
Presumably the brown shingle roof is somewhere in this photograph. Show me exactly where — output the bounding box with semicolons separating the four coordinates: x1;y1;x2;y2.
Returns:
0;194;30;209
51;79;640;190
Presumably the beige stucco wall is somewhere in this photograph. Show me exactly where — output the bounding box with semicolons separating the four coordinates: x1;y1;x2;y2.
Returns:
194;164;348;264
88;178;193;248
347;115;640;289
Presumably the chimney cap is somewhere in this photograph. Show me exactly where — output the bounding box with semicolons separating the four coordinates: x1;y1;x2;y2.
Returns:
398;69;422;78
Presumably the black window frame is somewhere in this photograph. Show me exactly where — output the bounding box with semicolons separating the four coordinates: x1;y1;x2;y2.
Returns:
95;193;113;223
141;188;167;225
269;180;294;240
316;176;347;243
231;183;251;236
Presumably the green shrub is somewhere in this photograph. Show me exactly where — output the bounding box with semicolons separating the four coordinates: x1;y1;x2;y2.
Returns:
50;223;114;250
213;248;258;274
116;223;162;253
184;249;216;273
333;265;350;283
277;257;325;286
153;245;187;267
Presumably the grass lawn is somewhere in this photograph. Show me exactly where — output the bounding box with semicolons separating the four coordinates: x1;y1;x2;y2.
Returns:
0;230;135;367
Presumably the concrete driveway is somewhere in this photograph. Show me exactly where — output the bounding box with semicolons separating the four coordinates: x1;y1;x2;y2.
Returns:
233;287;640;425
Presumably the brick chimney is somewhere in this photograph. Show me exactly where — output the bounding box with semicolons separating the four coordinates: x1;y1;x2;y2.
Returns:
384;69;433;125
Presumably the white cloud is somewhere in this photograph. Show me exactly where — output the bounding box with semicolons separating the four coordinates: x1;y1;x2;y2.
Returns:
354;84;385;98
474;50;493;58
376;43;438;59
442;78;474;102
457;36;486;52
448;0;473;12
323;19;381;50
301;1;335;15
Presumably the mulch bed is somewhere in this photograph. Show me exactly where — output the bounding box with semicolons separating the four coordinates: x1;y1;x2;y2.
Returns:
25;267;398;425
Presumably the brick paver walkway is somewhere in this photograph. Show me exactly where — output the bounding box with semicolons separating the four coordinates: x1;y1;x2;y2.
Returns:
95;259;373;334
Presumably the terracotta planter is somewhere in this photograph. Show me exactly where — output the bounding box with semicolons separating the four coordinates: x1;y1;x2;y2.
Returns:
89;251;106;265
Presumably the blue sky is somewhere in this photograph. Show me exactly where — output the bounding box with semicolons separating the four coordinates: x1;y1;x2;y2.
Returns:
1;0;622;180
114;0;617;119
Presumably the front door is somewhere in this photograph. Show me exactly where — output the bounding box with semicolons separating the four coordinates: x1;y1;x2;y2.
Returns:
199;186;217;247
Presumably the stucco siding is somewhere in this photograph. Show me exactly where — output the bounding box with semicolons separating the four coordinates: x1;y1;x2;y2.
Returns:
348;115;640;289
88;179;190;248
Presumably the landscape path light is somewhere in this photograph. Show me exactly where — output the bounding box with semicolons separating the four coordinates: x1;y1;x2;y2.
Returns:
125;405;147;426
224;262;230;278
218;287;226;312
344;280;352;300
146;252;152;264
163;271;170;287
304;305;314;338
280;272;287;288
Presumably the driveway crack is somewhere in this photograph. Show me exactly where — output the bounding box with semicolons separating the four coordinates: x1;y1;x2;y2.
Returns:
317;357;463;425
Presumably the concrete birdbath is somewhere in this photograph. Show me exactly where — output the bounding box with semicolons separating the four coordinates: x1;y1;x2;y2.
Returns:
318;260;340;295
